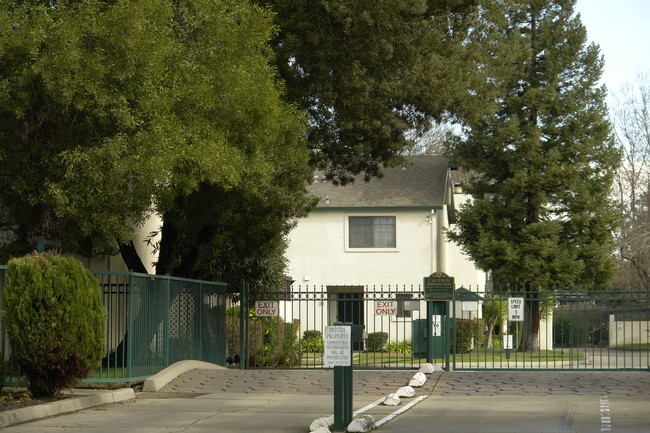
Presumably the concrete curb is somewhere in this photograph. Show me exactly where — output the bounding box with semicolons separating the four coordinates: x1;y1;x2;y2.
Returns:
143;360;226;392
0;388;135;428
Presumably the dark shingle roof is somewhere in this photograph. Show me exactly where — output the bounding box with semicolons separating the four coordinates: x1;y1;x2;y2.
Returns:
310;156;450;209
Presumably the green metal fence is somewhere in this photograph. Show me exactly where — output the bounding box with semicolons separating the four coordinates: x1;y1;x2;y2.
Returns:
0;266;228;385
452;288;650;371
229;285;650;371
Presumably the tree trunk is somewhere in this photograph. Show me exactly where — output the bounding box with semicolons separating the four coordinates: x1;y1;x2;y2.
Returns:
486;319;496;348
119;241;148;274
155;214;178;276
519;296;540;352
108;221;173;368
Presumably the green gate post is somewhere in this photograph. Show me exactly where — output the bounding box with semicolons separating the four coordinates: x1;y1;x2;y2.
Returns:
426;302;433;364
332;322;355;432
427;301;449;369
423;272;455;370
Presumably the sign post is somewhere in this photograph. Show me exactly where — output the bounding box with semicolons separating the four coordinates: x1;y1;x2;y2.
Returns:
325;323;353;432
505;298;524;359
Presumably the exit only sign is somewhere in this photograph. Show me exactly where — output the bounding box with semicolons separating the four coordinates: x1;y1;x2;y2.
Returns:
255;300;279;316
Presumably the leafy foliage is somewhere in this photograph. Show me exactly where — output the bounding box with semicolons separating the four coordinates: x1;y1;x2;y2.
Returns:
447;1;620;352
225;306;301;367
259;0;491;184
454;319;484;353
366;332;388;352
387;340;413;354
0;0;314;288
482;294;508;348
448;0;620;288
3;253;106;397
300;330;324;353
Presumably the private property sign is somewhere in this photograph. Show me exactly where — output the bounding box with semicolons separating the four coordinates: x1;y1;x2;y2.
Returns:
374;300;397;315
324;325;352;367
255;301;279;316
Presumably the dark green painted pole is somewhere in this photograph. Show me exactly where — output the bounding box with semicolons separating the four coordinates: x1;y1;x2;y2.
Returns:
333;364;352;431
239;281;247;370
426;302;433;364
332;322;353;431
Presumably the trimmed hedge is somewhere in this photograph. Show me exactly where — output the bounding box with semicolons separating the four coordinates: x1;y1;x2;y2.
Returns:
367;332;388;352
454;319;484;353
300;330;324;353
3;253;106;397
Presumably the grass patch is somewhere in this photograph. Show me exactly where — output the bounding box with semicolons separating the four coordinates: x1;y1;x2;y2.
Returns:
614;343;650;350
300;353;324;367
353;352;426;366
300;348;590;368
454;348;584;363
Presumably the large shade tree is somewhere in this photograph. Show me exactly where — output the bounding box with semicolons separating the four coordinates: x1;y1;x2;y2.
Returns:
0;0;314;286
258;0;493;184
447;0;621;351
0;0;508;286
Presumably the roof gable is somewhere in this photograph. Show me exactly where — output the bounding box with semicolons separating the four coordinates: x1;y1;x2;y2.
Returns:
310;156;451;209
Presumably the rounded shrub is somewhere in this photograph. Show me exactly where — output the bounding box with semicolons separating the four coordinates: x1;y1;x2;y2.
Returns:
3;253;106;397
367;332;388;352
300;330;324;353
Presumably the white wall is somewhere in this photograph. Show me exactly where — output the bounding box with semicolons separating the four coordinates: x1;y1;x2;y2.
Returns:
286;207;485;290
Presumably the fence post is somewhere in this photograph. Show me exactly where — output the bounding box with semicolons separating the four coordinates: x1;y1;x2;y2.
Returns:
164;275;170;367
239;280;247;370
126;273;134;385
36;236;61;254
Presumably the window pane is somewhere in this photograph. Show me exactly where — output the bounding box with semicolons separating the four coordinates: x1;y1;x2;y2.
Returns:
349;216;395;248
349;217;373;247
373;216;396;248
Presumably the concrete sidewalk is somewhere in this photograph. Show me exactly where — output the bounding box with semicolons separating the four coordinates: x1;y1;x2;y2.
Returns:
0;365;438;432
1;366;649;432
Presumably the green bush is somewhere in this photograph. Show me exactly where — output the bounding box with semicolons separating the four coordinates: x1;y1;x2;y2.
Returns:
226;305;242;360
251;317;300;367
226;306;301;367
300;330;324;353
3;253;106;397
454;319;484;353
387;340;412;354
367;332;388;352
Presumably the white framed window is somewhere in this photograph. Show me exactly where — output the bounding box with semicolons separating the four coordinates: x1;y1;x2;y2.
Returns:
345;215;398;251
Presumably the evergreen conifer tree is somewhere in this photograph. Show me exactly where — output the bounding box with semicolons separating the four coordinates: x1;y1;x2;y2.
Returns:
447;0;621;351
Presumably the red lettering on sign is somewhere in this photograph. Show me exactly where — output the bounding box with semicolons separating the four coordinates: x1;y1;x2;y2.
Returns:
255;307;278;316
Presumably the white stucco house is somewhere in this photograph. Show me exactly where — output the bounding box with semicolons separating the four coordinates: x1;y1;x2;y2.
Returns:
282;156;487;346
285;155;485;291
